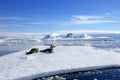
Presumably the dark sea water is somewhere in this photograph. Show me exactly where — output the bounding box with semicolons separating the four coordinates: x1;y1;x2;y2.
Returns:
0;50;19;56
34;67;120;80
66;68;120;80
0;42;35;56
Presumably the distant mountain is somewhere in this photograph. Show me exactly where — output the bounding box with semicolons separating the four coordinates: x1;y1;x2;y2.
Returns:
0;31;120;44
42;33;60;40
42;32;114;41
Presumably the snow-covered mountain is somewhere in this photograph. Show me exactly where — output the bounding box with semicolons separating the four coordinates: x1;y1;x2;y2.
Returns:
1;31;120;44
42;33;61;40
42;32;114;41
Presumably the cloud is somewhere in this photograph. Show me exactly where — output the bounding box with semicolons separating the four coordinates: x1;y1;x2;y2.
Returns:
0;17;25;20
0;23;27;28
11;24;28;27
0;24;10;28
62;15;120;25
72;20;118;25
71;15;103;21
29;22;45;25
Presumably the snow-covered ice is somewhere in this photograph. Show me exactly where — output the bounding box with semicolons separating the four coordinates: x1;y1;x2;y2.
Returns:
0;46;120;80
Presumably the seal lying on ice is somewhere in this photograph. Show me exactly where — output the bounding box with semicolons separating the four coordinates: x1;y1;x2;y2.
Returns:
40;44;56;53
26;48;39;55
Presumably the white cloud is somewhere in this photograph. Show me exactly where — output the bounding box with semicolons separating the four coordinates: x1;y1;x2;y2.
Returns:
29;22;45;25
67;15;119;25
11;24;28;27
0;23;27;28
0;17;25;20
0;24;9;28
72;15;103;21
72;20;118;25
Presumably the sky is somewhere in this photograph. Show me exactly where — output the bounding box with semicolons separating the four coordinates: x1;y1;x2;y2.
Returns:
0;0;120;32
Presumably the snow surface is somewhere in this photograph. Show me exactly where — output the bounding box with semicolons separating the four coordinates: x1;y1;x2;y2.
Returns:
0;39;4;43
81;33;92;39
0;46;120;80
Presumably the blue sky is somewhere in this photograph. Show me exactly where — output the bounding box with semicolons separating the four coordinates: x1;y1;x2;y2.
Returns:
0;0;120;32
